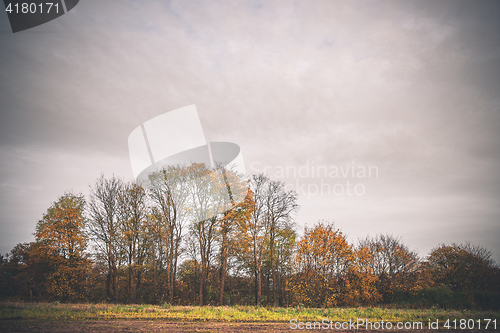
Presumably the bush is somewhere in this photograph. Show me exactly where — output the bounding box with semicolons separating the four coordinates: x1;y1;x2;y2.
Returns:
392;287;500;310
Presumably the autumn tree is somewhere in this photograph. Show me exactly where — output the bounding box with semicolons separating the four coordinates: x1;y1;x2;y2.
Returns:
292;221;353;307
36;193;87;260
339;245;381;306
11;168;500;308
34;192;90;301
270;223;297;306
217;167;252;305
234;174;269;306
233;174;298;306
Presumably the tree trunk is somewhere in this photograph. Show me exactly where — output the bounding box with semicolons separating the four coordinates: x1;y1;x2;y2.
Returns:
134;269;140;303
153;259;157;304
194;259;199;305
128;253;133;303
106;272;112;301
168;269;174;304
219;231;228;305
172;245;179;304
254;271;258;305
270;234;277;306
128;266;132;303
257;267;262;306
111;253;118;303
166;236;172;304
199;263;205;306
113;266;118;303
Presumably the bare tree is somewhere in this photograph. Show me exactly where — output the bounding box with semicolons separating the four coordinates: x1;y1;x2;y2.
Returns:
234;173;270;306
265;180;298;306
358;234;420;301
359;234;419;277
87;175;124;302
187;163;229;305
148;165;190;304
117;182;148;303
428;242;498;292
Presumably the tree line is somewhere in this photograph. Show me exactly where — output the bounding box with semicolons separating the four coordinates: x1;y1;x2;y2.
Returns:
1;163;499;309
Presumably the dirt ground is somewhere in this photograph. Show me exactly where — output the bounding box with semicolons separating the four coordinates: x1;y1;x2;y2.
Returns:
0;319;493;333
0;320;282;332
0;320;288;332
0;320;491;332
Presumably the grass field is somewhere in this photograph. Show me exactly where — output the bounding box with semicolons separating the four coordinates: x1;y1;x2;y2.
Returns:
1;302;499;323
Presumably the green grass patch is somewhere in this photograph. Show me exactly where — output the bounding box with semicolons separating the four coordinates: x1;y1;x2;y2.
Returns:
0;302;498;323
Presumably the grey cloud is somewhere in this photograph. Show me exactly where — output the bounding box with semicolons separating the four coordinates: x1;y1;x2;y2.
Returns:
1;0;499;260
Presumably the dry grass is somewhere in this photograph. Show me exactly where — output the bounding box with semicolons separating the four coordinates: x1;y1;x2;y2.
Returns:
0;301;498;324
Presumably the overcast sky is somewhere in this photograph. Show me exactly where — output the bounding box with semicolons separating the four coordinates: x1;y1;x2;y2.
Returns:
1;0;499;261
